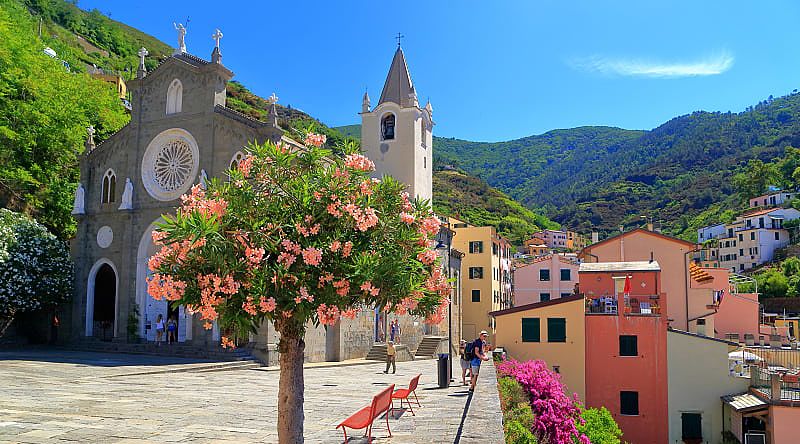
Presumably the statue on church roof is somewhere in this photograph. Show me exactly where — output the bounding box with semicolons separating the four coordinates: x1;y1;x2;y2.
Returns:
173;22;187;55
119;178;134;210
72;183;85;215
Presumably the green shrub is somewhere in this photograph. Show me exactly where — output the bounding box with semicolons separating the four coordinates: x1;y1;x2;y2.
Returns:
575;407;622;444
505;419;538;444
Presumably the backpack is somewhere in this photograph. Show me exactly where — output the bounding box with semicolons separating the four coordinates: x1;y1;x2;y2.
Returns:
463;340;476;361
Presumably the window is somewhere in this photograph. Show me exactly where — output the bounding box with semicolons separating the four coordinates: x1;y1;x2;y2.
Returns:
469;267;484;279
471;289;480;302
619;335;638;356
166;78;183;114
739;234;743;242
560;269;571;281
469;241;483;254
775;232;780;241
696;318;706;325
381;113;395;140
522;318;540;342
101;169;116;203
751;232;756;240
423;157;426;168
539;269;550;281
493;243;499;255
540;293;550;302
681;413;702;440
620;391;639;415
740;249;744;256
547;318;566;342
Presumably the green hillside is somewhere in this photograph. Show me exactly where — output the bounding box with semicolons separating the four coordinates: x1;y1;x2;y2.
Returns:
0;0;130;239
433;169;558;244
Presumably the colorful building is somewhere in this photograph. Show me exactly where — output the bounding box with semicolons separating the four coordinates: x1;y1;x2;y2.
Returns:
513;254;579;305
580;260;669;444
490;295;586;400
749;190;796;209
523;236;548;256
450;218;513;343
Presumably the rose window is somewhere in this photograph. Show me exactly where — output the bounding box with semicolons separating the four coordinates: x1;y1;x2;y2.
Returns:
154;140;193;192
141;128;199;201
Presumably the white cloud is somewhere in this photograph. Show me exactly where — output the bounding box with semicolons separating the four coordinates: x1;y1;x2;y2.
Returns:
569;51;734;78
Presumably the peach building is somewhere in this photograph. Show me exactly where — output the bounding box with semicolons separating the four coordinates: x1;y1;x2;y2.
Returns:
490;295;586;400
513;254;579;306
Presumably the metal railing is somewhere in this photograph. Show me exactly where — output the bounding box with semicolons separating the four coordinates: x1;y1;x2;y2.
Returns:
584;295;661;316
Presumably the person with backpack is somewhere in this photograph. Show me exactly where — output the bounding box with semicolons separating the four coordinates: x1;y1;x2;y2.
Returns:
459;339;471;385
468;331;490;392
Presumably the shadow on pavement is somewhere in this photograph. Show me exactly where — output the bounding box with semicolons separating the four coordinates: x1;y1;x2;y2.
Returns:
0;348;216;367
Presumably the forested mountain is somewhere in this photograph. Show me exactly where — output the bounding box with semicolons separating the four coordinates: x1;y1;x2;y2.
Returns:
429;93;800;240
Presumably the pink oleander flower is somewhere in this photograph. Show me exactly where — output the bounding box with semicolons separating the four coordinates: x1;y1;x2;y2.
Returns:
330;240;341;253
221;336;235;349
327;202;342;218
400;212;415;225
237;154;255;177
301;247;322;266
147;273;187;301
341;308;359;320
417;249;438;266
259;297;277;313
243;296;257;315
342;241;353;257
304;132;327;147
245;246;265;265
281;239;302;254
359;179;374;196
344;153;375;172
333;279;350;296
152;230;168;245
400;191;413;211
277;252;297;268
316;303;340;326
419;216;441;237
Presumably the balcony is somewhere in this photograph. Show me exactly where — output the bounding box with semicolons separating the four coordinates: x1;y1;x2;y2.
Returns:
583;294;662;316
750;365;800;403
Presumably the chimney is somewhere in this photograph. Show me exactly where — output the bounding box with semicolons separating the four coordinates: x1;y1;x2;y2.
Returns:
646;222;654;231
649;251;654;263
591;231;599;243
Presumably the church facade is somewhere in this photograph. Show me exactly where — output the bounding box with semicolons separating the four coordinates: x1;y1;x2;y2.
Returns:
68;33;443;363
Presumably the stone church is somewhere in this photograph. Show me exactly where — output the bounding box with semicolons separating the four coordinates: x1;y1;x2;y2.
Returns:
68;30;449;364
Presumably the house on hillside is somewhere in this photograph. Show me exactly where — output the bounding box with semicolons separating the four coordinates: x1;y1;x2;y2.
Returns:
512;254;579;305
749;190;796;209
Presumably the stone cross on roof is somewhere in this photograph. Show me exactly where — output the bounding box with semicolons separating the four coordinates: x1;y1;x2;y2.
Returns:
85;125;96;152
212;29;223;48
137;47;148;78
268;92;279;104
395;32;404;47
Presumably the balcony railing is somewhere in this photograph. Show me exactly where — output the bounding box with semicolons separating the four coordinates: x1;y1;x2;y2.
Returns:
584;294;662;316
750;365;800;402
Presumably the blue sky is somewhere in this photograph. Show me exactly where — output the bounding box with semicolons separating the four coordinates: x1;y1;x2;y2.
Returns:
81;0;800;142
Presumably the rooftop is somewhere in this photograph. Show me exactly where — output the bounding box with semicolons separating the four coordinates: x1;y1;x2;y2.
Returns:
579;261;661;273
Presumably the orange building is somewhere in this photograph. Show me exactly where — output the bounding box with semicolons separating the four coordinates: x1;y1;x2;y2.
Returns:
580;261;669;444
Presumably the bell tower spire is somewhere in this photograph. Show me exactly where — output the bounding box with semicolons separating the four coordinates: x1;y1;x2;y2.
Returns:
360;40;433;204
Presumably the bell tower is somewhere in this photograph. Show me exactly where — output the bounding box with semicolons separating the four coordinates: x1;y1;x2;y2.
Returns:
361;44;433;203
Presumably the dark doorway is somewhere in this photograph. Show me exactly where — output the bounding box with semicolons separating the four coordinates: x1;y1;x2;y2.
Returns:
93;264;116;341
167;301;180;344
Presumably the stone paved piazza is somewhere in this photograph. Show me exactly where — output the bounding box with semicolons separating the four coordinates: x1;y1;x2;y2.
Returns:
0;350;502;443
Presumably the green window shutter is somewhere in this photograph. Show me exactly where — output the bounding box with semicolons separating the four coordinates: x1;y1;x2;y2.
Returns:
547;318;566;342
522;318;540;342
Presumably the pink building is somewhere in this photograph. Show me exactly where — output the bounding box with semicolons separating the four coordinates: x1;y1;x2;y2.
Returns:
691;266;760;341
513;254;579;305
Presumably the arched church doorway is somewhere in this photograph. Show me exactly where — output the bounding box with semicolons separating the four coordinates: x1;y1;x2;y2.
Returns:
91;263;116;341
136;220;195;343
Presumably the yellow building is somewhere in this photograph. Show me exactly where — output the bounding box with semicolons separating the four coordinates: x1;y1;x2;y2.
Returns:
450;217;513;344
90;72;127;99
490;295;586;400
566;230;588;251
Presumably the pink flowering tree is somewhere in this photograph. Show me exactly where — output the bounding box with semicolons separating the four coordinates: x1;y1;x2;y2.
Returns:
497;359;590;444
147;135;450;443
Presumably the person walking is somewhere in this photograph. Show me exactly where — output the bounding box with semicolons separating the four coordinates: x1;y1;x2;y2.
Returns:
390;319;401;344
383;340;396;374
459;339;471;385
166;316;177;344
155;314;165;346
468;331;490;392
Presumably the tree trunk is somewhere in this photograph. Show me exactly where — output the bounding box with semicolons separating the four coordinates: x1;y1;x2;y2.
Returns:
276;319;305;444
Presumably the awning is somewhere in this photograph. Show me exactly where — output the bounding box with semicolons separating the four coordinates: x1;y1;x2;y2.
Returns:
722;393;768;413
728;350;763;361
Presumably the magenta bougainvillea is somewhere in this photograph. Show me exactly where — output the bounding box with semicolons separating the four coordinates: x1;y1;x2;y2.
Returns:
497;359;590;444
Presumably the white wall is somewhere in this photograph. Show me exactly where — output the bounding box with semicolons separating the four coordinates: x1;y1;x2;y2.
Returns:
667;331;749;444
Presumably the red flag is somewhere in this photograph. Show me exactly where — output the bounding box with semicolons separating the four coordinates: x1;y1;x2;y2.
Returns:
623;274;632;297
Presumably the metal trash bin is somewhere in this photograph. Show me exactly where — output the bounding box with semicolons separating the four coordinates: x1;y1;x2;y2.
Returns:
437;353;450;388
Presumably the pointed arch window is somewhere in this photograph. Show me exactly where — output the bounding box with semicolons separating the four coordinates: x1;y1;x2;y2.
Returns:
230;151;245;170
166;79;183;115
381;113;395;140
102;169;116;203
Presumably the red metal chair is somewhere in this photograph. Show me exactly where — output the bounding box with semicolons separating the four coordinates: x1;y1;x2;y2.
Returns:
337;384;394;443
391;373;422;416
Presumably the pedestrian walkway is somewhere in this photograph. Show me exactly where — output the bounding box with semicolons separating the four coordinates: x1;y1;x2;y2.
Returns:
0;349;503;443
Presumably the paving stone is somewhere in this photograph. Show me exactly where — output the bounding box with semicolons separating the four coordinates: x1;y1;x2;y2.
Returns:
0;350;503;443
